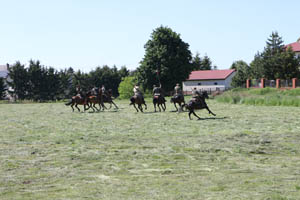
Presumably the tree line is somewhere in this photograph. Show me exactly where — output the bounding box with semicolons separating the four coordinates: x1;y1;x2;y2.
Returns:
231;32;300;87
4;60;129;101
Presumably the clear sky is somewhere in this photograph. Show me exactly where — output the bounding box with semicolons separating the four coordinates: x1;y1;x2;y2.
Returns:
1;0;299;71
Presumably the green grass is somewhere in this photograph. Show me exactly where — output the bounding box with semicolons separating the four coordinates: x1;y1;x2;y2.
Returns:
216;88;300;107
1;98;300;199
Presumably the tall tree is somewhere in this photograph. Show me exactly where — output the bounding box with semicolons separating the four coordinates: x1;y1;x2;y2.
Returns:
137;26;193;92
7;61;29;100
250;31;300;80
192;52;202;70
0;77;6;100
201;55;213;70
230;60;250;87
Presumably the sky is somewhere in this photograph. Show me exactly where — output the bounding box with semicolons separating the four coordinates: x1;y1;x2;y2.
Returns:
1;0;300;72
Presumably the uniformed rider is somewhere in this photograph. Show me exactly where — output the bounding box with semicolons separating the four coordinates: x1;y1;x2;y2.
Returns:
191;87;202;102
133;84;144;101
174;83;183;97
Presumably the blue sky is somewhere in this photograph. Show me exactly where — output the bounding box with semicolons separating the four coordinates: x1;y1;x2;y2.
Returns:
1;0;299;71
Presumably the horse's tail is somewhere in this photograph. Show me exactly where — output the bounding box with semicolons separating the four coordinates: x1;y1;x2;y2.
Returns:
65;99;73;106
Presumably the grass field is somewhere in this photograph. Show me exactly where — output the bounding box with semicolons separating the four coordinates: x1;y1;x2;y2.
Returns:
1;98;300;200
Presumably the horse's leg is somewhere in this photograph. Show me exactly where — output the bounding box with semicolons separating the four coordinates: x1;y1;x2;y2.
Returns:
133;104;139;112
93;103;99;112
205;106;216;116
153;101;157;112
112;101;118;109
162;102;166;111
174;102;178;111
71;103;74;112
139;104;143;112
192;110;201;120
75;104;80;112
144;103;147;110
158;103;161;112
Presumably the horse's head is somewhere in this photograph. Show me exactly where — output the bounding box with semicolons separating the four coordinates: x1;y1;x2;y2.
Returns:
202;91;209;99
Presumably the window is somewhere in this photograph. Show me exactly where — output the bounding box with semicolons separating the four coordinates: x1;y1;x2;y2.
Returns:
214;82;218;85
198;82;202;85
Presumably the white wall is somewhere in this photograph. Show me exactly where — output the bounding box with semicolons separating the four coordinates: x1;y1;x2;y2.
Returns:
182;72;236;92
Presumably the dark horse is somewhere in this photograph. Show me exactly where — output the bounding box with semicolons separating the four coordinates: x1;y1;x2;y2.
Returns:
184;91;216;120
130;95;147;112
65;91;92;112
170;94;185;112
102;89;118;110
153;95;166;112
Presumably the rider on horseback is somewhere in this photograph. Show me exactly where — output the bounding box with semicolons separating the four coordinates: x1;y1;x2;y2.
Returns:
76;85;84;98
174;83;183;98
133;84;145;102
153;84;163;98
191;87;203;105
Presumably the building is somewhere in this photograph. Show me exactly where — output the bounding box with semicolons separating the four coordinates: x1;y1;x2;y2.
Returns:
286;38;300;57
183;69;236;92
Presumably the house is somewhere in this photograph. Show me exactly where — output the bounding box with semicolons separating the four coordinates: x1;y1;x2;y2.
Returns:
285;38;300;57
182;69;236;92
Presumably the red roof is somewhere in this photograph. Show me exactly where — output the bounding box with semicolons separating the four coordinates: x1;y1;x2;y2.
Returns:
286;42;300;52
187;69;235;80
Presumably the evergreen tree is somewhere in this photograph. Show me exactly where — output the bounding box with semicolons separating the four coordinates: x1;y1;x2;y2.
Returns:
201;55;213;70
0;77;6;100
7;61;29;100
192;52;202;70
137;26;193;92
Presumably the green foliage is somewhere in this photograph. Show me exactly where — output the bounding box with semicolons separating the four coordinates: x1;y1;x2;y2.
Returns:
230;60;250;87
216;88;300;107
192;52;214;70
118;76;136;99
250;32;300;80
137;26;193;92
0;77;6;100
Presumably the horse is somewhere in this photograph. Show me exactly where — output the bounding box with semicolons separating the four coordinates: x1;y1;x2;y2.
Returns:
184;91;216;120
65;91;92;112
153;95;166;112
102;89;118;110
170;94;185;112
86;88;105;112
130;95;147;112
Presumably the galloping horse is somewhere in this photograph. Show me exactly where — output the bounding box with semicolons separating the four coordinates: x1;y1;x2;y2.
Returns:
65;91;92;112
102;89;118;109
153;95;166;112
184;91;216;120
130;96;147;112
86;88;105;112
170;94;185;111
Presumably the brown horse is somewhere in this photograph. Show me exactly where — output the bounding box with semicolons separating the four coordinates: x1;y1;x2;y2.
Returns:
65;91;91;112
86;88;105;112
170;94;185;111
130;95;147;112
102;89;118;110
184;91;216;120
153;95;166;112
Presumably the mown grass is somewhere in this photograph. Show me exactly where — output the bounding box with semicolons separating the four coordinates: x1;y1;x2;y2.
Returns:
215;88;300;107
1;98;300;199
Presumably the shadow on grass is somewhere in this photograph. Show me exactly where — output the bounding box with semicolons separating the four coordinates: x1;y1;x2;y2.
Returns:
197;116;228;120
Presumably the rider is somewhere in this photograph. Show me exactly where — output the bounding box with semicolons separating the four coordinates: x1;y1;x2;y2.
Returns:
101;85;106;94
76;85;84;98
174;83;183;97
153;84;162;97
133;84;144;102
191;87;202;103
91;86;98;96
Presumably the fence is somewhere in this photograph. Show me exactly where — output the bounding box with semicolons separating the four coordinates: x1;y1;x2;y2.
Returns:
246;78;299;89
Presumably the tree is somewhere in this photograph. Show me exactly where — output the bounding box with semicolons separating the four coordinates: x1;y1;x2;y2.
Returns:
200;55;213;70
230;60;250;88
118;76;136;99
137;26;193;92
0;77;6;100
250;31;300;80
7;61;29;100
192;52;202;70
